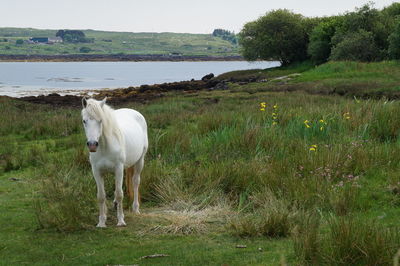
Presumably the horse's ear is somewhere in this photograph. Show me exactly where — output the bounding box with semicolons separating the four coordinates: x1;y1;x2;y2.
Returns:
100;97;107;108
82;97;87;108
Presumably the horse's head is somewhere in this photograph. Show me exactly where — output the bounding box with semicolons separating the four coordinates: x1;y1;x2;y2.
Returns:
81;97;107;152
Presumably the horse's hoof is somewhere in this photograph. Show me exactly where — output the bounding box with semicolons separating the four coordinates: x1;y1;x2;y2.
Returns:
133;204;140;214
96;223;106;228
117;221;126;227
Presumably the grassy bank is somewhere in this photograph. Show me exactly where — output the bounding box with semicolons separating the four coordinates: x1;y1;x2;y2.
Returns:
1;61;400;265
0;28;239;57
225;61;400;99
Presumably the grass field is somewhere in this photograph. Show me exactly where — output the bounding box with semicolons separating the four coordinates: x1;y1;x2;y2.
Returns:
1;61;400;265
0;27;239;56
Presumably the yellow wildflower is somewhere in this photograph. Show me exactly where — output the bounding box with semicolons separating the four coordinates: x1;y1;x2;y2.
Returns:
309;144;317;152
304;120;311;128
260;102;267;111
272;121;277;125
273;104;278;109
318;119;327;131
343;112;350;120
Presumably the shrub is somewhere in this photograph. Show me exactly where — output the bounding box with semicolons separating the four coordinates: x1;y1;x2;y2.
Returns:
330;30;380;62
79;46;92;53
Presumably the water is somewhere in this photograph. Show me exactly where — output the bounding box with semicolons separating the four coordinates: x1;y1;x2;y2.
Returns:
0;61;280;97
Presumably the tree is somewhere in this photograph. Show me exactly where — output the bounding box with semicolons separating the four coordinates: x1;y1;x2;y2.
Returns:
15;39;23;45
388;19;400;59
340;4;379;33
330;30;379;62
212;29;237;45
239;9;309;65
381;2;400;18
326;3;391;61
239;3;400;64
212;29;233;37
56;30;89;43
380;2;400;54
55;30;65;39
237;21;260;61
335;4;387;51
308;17;343;64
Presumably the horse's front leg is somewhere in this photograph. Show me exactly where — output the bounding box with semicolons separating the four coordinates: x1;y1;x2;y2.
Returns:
93;167;107;228
114;163;126;226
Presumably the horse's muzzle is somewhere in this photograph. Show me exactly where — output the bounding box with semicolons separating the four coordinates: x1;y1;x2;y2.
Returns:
87;141;99;152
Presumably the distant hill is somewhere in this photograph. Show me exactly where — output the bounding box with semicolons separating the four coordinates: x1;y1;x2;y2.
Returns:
0;27;240;57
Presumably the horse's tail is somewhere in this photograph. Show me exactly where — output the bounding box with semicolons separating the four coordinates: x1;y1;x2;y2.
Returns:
125;166;134;205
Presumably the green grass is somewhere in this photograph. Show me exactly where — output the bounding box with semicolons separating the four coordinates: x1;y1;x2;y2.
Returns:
2;61;400;264
228;61;400;100
0;27;239;56
215;60;314;82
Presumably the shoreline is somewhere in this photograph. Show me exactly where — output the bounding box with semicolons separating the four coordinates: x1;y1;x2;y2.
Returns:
8;76;229;107
0;54;244;62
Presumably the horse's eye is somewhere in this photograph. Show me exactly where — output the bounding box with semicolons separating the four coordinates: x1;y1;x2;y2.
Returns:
83;120;86;124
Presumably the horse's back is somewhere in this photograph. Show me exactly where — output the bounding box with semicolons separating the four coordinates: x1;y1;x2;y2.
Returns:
114;108;148;166
115;108;147;131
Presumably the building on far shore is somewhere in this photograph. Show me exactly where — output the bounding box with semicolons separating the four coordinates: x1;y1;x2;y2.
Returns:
28;37;63;44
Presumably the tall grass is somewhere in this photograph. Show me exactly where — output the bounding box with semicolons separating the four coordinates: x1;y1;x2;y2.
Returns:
293;216;400;265
34;164;97;232
2;68;400;262
229;189;298;238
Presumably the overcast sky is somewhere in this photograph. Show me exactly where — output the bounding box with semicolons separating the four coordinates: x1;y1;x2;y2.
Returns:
2;0;397;34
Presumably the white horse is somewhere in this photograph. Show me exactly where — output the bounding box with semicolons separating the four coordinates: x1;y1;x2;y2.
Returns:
81;98;148;227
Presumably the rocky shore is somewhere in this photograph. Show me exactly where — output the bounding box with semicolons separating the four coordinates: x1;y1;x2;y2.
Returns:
0;54;243;62
14;73;231;107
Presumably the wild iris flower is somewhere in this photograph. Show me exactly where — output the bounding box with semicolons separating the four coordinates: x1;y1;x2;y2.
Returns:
260;102;266;111
309;144;317;152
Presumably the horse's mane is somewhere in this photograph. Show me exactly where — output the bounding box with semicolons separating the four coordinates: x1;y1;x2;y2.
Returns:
83;99;124;147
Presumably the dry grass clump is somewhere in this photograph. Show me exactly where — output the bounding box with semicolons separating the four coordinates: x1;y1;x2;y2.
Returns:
140;204;232;235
